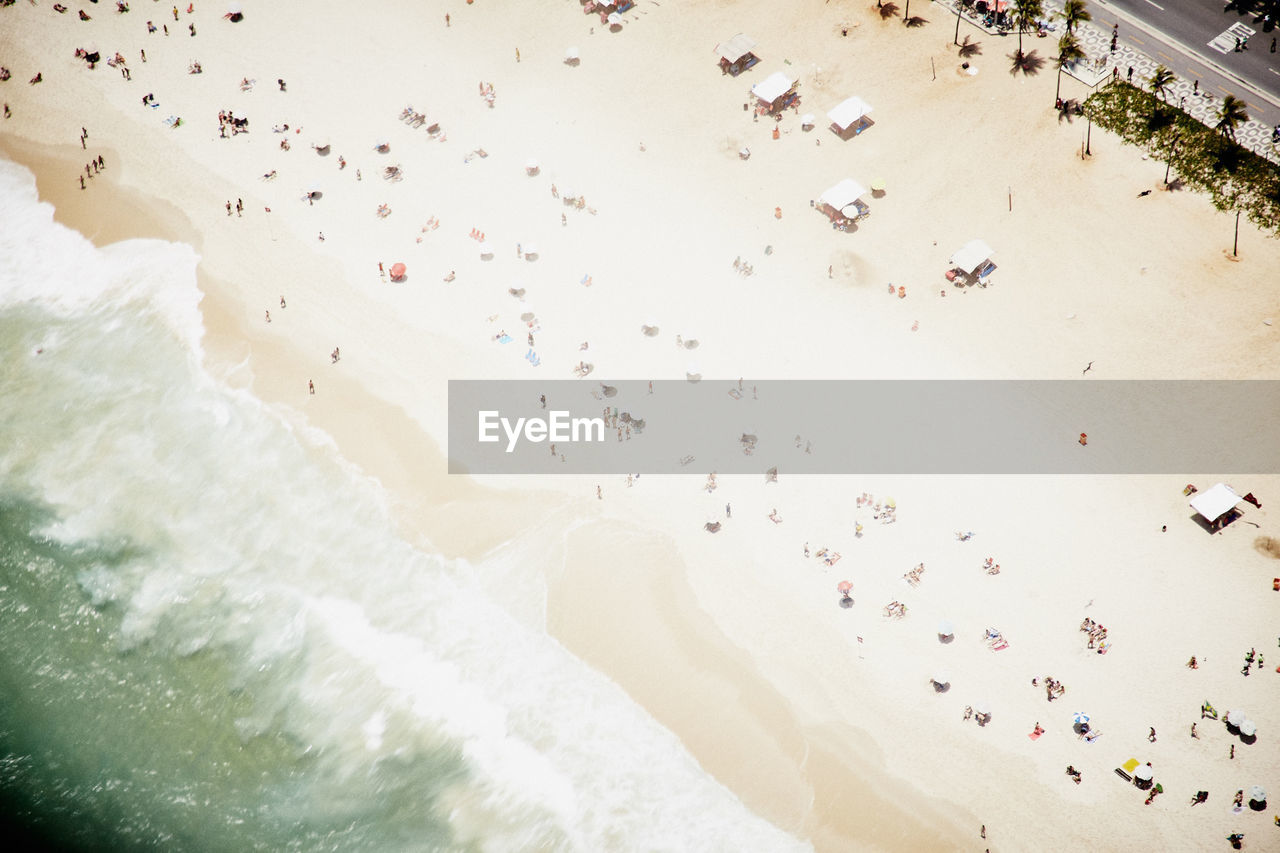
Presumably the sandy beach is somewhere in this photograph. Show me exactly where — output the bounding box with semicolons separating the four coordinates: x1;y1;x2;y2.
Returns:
2;0;1279;850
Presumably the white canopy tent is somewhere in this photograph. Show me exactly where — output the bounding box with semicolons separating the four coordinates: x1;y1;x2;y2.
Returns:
751;72;796;108
818;178;869;220
827;96;874;138
1190;483;1243;524
716;33;757;64
951;239;995;275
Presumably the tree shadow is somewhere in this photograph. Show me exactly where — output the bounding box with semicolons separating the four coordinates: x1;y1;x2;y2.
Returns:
1009;49;1045;76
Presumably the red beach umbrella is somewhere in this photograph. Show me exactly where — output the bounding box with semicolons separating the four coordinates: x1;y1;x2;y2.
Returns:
837;580;853;593
390;263;406;281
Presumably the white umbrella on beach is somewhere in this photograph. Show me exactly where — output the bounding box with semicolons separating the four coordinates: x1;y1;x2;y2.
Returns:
1133;764;1154;782
478;242;493;258
1227;709;1247;727
974;702;991;716
1240;719;1257;737
227;2;243;13
306;182;322;198
936;620;955;637
525;158;540;175
1071;712;1090;726
523;242;539;259
931;673;950;687
1248;785;1266;804
607;11;623;29
686;362;701;382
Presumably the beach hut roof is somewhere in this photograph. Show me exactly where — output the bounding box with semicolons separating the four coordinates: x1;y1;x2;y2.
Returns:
752;72;795;104
716;34;757;63
818;179;868;212
952;239;995;275
827;96;874;130
1190;483;1242;523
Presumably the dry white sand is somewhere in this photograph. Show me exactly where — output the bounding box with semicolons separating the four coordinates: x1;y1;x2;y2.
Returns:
3;0;1279;849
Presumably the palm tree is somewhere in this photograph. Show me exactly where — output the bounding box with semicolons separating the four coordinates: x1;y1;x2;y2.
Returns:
958;35;983;58
905;15;929;27
1216;94;1249;141
1148;65;1175;103
1012;0;1045;56
1055;32;1085;102
1060;0;1090;34
880;2;900;20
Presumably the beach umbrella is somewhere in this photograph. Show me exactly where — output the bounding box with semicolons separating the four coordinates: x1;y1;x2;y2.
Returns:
525;158;540;175
389;263;406;281
1133;764;1154;782
524;242;539;259
478;242;493;258
1239;719;1257;737
1227;709;1247;727
520;310;536;323
641;320;660;337
937;620;955;637
800;113;815;130
565;47;580;63
1071;712;1090;726
374;139;390;152
607;11;623;28
227;2;243;13
1248;785;1266;804
974;702;990;716
885;497;896;509
686;362;701;382
871;178;886;193
306;182;322;198
837;580;853;593
932;672;950;686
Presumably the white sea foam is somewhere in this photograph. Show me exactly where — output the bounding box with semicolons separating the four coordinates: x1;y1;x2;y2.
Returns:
0;157;810;852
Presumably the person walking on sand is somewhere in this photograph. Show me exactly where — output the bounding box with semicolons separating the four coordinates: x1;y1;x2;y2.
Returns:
236;199;243;216
309;380;314;395
1191;723;1199;738
596;485;602;500
226;200;232;216
280;296;286;309
265;310;271;323
79;175;85;190
1149;727;1157;742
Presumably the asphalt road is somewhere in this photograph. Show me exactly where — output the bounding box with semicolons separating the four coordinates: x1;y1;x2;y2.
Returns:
1095;0;1280;128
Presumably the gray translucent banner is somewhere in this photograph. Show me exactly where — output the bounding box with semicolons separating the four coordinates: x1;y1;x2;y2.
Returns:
447;381;1280;475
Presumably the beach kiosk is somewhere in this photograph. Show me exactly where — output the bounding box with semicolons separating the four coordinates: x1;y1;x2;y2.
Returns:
1190;483;1244;532
827;96;874;140
817;179;870;228
948;239;996;285
715;34;760;76
752;72;799;115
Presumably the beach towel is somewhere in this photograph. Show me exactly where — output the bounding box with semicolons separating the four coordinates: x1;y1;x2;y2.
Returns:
497;335;511;343
1028;731;1043;741
1122;758;1140;773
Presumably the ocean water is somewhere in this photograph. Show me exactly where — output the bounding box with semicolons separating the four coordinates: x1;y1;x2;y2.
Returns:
0;158;808;853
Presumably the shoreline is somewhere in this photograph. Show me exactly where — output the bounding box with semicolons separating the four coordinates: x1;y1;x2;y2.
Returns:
2;132;967;851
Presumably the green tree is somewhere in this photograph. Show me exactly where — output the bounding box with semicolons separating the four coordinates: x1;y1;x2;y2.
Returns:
1148;65;1175;102
1215;94;1249;140
1060;0;1091;33
1055;32;1085;103
1012;0;1045;55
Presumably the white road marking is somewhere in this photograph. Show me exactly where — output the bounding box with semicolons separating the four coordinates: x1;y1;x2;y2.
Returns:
1143;0;1163;9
